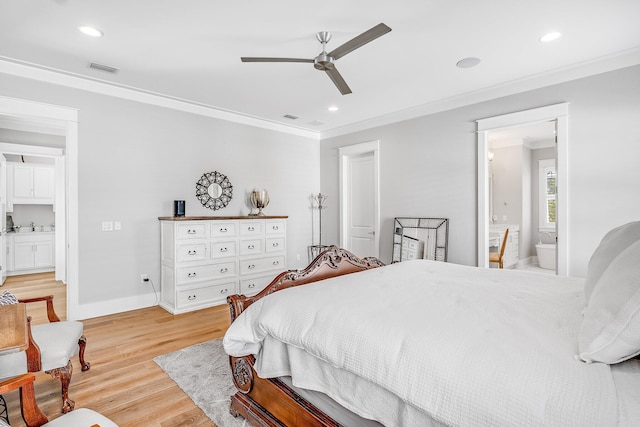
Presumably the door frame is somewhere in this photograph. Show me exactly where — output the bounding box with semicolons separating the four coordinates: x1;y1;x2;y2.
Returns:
338;140;380;258
477;103;569;275
0;96;79;319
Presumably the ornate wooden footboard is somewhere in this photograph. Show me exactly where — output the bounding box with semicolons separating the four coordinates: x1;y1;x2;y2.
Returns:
226;246;384;426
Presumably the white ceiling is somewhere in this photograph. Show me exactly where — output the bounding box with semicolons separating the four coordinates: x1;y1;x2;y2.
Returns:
1;0;639;138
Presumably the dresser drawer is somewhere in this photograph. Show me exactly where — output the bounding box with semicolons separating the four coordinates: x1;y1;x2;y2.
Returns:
265;220;286;235
240;238;263;256
211;240;236;258
176;261;236;284
240;274;275;295
265;237;285;253
176;223;208;239
176;242;208;262
240;255;285;275
211;222;237;238
240;220;264;236
176;280;236;308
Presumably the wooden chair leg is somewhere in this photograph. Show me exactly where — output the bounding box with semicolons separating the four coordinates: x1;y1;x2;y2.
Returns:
47;360;75;414
78;335;91;371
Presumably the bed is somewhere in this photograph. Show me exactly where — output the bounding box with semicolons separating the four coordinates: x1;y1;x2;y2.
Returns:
223;222;640;426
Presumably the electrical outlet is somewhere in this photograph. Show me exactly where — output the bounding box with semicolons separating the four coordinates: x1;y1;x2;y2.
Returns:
140;273;149;283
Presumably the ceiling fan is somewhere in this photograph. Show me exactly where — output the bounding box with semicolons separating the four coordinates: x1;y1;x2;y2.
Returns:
241;23;392;95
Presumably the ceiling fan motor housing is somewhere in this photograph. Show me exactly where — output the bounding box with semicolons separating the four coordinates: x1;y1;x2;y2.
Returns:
314;53;335;70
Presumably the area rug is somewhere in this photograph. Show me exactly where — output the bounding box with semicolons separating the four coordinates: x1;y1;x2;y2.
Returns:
154;339;247;427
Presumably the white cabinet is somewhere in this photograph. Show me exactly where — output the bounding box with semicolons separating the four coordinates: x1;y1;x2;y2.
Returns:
159;216;287;314
7;162;55;209
7;232;55;274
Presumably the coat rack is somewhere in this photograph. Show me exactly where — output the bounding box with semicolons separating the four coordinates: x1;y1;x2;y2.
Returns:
308;193;330;263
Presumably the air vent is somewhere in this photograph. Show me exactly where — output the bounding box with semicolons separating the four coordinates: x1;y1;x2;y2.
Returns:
89;62;119;74
283;114;299;120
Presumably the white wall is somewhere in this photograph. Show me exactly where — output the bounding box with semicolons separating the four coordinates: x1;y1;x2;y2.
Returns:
320;65;640;276
0;73;320;314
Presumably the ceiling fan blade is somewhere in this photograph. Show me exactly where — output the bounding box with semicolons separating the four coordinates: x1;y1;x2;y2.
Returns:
325;67;352;95
328;23;391;60
241;57;314;63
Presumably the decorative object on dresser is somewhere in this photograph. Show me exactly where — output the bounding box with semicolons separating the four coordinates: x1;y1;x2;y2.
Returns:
195;171;233;210
308;193;330;263
392;217;449;263
249;189;269;216
158;216;287;314
173;200;185;217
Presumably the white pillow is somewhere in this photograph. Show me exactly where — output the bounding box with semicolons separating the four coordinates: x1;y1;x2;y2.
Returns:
579;239;640;363
583;221;640;302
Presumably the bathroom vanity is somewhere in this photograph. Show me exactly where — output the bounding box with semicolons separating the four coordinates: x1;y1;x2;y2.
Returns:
489;224;519;268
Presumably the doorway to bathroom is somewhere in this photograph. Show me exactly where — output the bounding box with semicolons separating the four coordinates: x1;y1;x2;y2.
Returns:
477;103;568;276
486;121;557;274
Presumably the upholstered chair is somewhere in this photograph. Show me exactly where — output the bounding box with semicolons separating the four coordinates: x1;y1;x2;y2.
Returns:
0;293;89;414
0;373;117;427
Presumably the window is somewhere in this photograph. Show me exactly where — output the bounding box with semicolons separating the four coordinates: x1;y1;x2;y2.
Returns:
539;159;556;228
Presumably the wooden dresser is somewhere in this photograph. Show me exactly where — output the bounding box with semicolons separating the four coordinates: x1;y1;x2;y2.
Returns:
158;216;287;314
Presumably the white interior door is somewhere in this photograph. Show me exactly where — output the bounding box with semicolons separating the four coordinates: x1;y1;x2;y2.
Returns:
339;141;380;258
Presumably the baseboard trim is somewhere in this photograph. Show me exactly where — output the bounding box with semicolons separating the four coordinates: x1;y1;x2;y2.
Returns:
77;293;157;320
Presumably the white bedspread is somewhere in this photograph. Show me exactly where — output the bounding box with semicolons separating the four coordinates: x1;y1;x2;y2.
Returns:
224;260;619;426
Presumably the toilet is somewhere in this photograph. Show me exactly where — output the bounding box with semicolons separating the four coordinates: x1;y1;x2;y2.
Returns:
535;243;556;270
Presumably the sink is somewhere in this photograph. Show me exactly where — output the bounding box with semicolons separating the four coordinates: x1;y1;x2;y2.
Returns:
17;228;33;233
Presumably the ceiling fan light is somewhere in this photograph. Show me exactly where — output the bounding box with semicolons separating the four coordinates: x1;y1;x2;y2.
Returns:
539;32;562;43
456;57;481;69
78;26;103;38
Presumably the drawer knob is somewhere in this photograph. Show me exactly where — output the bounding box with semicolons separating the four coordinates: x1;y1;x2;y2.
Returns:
220;288;228;294
220;247;228;252
187;229;196;234
220;267;228;273
248;226;255;231
248;244;255;249
272;242;279;247
248;283;256;288
188;272;197;278
188;295;197;300
272;225;279;230
220;227;228;232
273;260;279;265
188;250;197;255
248;264;255;269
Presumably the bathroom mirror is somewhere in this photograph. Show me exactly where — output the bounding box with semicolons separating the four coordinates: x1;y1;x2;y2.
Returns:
195;171;233;210
392;217;449;263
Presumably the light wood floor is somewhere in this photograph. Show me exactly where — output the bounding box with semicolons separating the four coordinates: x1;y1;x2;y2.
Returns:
2;273;231;426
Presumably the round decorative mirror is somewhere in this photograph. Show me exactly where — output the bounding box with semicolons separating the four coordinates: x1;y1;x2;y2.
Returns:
195;171;233;210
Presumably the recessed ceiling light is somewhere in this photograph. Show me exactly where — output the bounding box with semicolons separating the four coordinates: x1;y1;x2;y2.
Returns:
539;32;562;43
328;106;339;112
78;26;103;38
456;57;481;69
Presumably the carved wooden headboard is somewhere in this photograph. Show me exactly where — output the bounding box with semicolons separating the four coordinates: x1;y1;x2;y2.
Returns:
227;246;384;322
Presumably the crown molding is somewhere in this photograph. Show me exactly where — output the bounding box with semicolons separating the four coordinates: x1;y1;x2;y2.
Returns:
2;47;639;142
319;48;640;140
0;57;321;140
